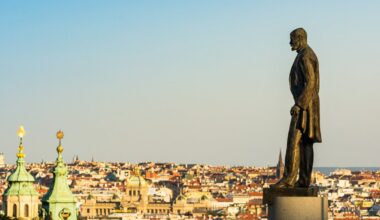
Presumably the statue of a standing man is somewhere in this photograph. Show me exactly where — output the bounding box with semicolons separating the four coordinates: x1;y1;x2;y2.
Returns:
272;28;322;188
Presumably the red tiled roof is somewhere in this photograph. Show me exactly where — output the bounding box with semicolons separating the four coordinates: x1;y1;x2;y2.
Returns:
248;192;263;197
215;198;233;202
236;213;258;220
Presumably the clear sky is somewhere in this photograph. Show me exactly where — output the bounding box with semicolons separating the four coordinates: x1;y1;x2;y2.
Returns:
1;1;379;167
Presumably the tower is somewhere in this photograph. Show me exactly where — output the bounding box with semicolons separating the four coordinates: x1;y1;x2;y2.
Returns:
3;126;39;219
41;130;77;220
0;152;5;167
276;149;284;179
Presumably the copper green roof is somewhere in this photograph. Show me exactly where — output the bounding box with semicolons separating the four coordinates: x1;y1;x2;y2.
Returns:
7;158;35;182
42;132;77;220
127;174;147;187
4;144;38;197
42;143;76;203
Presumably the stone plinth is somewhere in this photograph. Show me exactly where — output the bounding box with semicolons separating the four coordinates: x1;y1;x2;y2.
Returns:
263;187;319;205
268;196;328;220
263;187;327;220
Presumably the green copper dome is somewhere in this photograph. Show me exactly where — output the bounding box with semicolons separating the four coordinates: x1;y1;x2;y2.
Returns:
7;159;35;182
4;144;38;197
127;174;147;187
127;167;147;187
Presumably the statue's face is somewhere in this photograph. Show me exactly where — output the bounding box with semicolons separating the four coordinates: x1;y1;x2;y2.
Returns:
289;35;300;51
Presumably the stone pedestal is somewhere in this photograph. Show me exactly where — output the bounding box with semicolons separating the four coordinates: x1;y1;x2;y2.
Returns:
263;187;328;220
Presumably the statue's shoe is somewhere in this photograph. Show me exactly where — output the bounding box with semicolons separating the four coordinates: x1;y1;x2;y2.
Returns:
294;182;309;188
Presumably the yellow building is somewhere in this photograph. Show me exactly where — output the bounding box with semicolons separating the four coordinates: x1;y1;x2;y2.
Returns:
79;168;214;219
121;168;149;213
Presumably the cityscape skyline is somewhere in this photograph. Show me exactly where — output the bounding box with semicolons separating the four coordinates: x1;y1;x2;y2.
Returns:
1;1;380;166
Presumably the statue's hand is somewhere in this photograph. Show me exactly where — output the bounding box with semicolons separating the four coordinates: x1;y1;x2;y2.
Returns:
290;105;301;116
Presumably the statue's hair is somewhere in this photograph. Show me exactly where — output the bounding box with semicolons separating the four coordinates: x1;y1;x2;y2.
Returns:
291;28;307;42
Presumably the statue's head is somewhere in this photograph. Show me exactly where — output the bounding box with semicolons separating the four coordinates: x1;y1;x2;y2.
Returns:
290;28;307;51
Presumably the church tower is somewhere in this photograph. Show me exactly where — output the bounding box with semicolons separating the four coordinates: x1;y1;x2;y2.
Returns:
276;149;284;179
0;152;5;167
41;130;77;220
3;126;39;219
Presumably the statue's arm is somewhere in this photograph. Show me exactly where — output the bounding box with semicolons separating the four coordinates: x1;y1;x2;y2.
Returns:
296;56;316;109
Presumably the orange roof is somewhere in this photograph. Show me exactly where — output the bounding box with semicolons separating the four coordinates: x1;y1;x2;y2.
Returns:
248;192;263;197
215;198;233;202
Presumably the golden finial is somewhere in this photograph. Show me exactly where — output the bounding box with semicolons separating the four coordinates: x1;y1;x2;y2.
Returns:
56;130;64;154
17;126;25;158
18;126;25;138
56;130;64;140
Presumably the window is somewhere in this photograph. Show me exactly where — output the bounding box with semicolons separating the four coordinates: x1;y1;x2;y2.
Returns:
129;190;132;196
12;204;17;217
24;204;29;217
87;208;90;213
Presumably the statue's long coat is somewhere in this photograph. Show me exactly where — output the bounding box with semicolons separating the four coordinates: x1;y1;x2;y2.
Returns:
289;46;322;143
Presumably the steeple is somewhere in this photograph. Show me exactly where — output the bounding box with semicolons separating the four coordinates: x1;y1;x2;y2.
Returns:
276;149;284;179
0;152;5;167
41;130;77;220
3;126;39;219
277;150;284;166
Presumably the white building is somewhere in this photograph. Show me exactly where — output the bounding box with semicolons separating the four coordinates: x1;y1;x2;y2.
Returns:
0;153;5;167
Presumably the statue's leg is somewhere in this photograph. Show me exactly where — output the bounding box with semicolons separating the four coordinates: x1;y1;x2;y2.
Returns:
297;139;314;187
272;114;302;187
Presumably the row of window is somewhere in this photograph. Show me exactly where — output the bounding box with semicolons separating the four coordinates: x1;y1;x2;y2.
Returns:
86;207;170;216
95;208;111;216
128;190;141;196
147;209;170;214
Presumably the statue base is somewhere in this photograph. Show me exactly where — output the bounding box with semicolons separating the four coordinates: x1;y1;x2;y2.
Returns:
263;187;328;220
263;186;319;205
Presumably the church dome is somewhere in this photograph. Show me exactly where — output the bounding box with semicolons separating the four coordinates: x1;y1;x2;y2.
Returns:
127;174;147;187
7;164;35;182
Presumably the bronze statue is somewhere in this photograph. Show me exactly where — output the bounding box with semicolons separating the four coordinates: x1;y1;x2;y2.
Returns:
272;28;322;188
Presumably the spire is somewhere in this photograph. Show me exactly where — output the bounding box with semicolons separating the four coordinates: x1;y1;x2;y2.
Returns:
276;149;284;179
16;126;26;160
3;126;39;218
42;130;77;220
56;130;64;165
277;149;284;166
7;126;36;183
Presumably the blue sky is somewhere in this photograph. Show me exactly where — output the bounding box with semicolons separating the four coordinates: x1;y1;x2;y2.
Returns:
0;1;379;166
